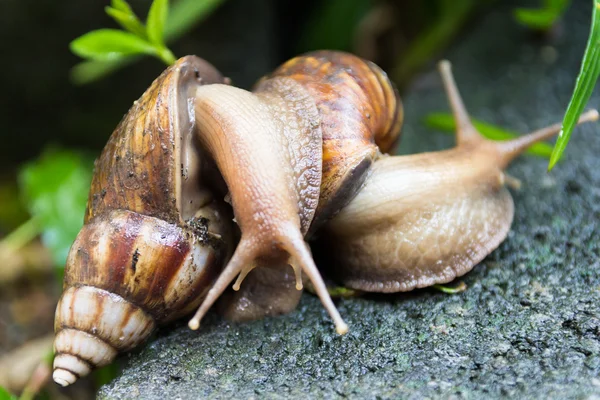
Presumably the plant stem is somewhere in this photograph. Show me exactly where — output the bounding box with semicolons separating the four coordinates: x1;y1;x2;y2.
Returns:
0;217;41;253
157;46;176;65
391;1;475;85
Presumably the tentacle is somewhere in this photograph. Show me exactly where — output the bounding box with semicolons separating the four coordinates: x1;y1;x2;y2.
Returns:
495;109;599;167
439;60;598;167
189;227;349;335
281;227;349;335
232;262;257;291
188;241;256;330
438;60;480;145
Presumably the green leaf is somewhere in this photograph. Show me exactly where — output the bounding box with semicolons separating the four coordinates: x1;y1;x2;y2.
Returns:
19;149;94;267
105;6;147;38
147;0;169;46
0;386;16;400
70;29;156;62
514;0;570;30
111;0;134;14
549;0;600;169
424;112;555;158
70;57;138;85
164;0;225;41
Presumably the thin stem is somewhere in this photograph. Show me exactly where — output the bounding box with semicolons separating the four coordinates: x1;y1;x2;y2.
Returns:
433;281;467;294
157;46;176;65
1;217;41;253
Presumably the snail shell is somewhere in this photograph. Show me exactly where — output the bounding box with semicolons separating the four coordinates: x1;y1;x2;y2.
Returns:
53;56;232;386
263;51;403;230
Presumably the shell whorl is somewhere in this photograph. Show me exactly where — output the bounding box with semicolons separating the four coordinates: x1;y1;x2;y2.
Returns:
53;286;155;385
86;55;226;224
261;50;403;230
64;210;226;323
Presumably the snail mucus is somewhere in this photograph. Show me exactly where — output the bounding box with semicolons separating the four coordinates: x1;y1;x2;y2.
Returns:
52;51;598;386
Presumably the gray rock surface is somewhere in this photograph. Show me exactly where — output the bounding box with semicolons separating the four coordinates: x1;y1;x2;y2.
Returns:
99;3;600;399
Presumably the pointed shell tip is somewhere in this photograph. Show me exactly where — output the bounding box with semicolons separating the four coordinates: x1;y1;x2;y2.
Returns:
53;368;76;387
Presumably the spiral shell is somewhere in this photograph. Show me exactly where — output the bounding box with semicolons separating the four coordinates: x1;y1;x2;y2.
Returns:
262;51;403;229
53;56;232;386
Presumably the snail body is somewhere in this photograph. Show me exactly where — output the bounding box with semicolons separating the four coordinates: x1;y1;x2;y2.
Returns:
53;51;598;387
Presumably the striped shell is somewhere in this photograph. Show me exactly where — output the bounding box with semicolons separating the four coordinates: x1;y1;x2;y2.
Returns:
261;51;403;230
53;56;232;386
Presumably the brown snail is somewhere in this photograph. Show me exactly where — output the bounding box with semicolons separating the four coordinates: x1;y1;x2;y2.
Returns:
52;56;234;386
52;51;598;386
319;62;599;291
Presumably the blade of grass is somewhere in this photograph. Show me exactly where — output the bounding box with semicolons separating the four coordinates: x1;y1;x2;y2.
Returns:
548;0;600;170
433;281;467;294
391;0;476;85
425;112;555;158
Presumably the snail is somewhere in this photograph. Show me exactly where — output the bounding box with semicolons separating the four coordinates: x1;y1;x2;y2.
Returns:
52;56;235;386
317;62;599;292
52;51;598;387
